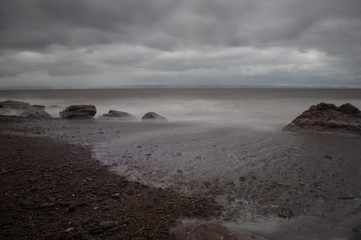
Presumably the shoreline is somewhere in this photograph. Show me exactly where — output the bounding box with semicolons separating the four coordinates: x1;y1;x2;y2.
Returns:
0;131;220;239
1;116;361;239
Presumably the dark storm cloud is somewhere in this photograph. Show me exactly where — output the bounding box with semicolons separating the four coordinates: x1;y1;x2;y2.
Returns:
0;0;360;88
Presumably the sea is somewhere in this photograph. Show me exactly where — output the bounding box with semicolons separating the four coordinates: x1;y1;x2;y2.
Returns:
1;88;361;130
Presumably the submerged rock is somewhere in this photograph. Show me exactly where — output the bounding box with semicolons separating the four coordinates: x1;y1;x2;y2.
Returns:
141;112;167;121
283;102;361;135
60;105;97;119
99;110;136;120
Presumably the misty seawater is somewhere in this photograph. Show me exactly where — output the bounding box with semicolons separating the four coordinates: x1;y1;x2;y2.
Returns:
2;88;361;240
1;88;361;129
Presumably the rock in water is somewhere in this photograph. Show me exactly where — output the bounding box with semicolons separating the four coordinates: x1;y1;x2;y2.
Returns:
99;110;136;120
283;102;361;135
169;222;268;240
21;110;51;118
0;100;31;109
60;105;97;119
141;112;167;121
31;105;46;110
0;100;51;118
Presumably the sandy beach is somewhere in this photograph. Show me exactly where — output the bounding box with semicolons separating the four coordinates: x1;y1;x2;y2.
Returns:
1;115;361;239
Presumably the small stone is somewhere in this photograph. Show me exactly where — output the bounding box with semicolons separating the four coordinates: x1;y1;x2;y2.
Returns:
176;169;183;174
106;226;118;232
65;227;74;233
21;201;34;208
68;204;77;212
111;193;120;198
145;153;152;157
90;227;104;234
99;221;116;230
40;202;55;208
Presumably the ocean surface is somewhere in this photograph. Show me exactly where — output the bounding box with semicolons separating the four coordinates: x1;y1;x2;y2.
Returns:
1;88;361;130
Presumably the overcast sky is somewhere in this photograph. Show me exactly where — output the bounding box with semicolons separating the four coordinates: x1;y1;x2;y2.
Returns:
0;0;360;89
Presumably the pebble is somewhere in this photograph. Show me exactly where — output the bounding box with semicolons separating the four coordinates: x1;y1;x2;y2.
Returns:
68;204;77;212
65;227;74;233
40;202;55;208
21;200;34;208
99;221;116;229
111;193;120;198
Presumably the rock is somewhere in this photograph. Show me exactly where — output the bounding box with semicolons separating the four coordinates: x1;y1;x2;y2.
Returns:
90;227;104;234
99;110;136;120
0;100;51;118
20;110;52;118
0;100;31;109
21;200;35;208
169;222;268;240
65;227;74;233
337;103;360;114
0;108;12;115
283;102;361;135
68;204;78;212
31;105;45;110
39;202;55;208
99;221;116;230
60;105;97;119
141;112;167;121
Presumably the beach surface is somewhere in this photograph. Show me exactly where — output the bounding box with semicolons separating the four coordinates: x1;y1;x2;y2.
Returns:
1;115;361;239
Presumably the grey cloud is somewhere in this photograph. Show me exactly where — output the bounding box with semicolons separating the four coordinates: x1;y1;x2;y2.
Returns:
0;0;360;88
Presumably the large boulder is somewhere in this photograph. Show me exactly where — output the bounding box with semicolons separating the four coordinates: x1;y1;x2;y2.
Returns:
283;102;361;135
60;105;97;119
141;112;167;121
0;100;51;118
169;222;268;240
21;110;51;118
99;110;136;120
0;100;31;109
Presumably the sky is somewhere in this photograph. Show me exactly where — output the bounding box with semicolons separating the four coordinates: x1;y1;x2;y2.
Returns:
0;0;360;89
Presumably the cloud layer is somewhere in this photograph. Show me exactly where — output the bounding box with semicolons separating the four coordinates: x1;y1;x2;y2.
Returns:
1;0;360;88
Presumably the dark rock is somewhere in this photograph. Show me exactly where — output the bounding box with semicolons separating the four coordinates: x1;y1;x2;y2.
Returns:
99;110;136;120
0;100;51;118
39;202;55;208
141;112;167;121
60;105;97;119
68;204;78;212
31;105;45;110
90;227;104;234
283;102;361;135
0;100;31;109
20;110;51;118
337;103;360;114
99;221;116;230
21;200;35;208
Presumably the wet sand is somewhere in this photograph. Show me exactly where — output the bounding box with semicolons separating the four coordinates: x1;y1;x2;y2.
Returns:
1;116;361;239
0;117;219;240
